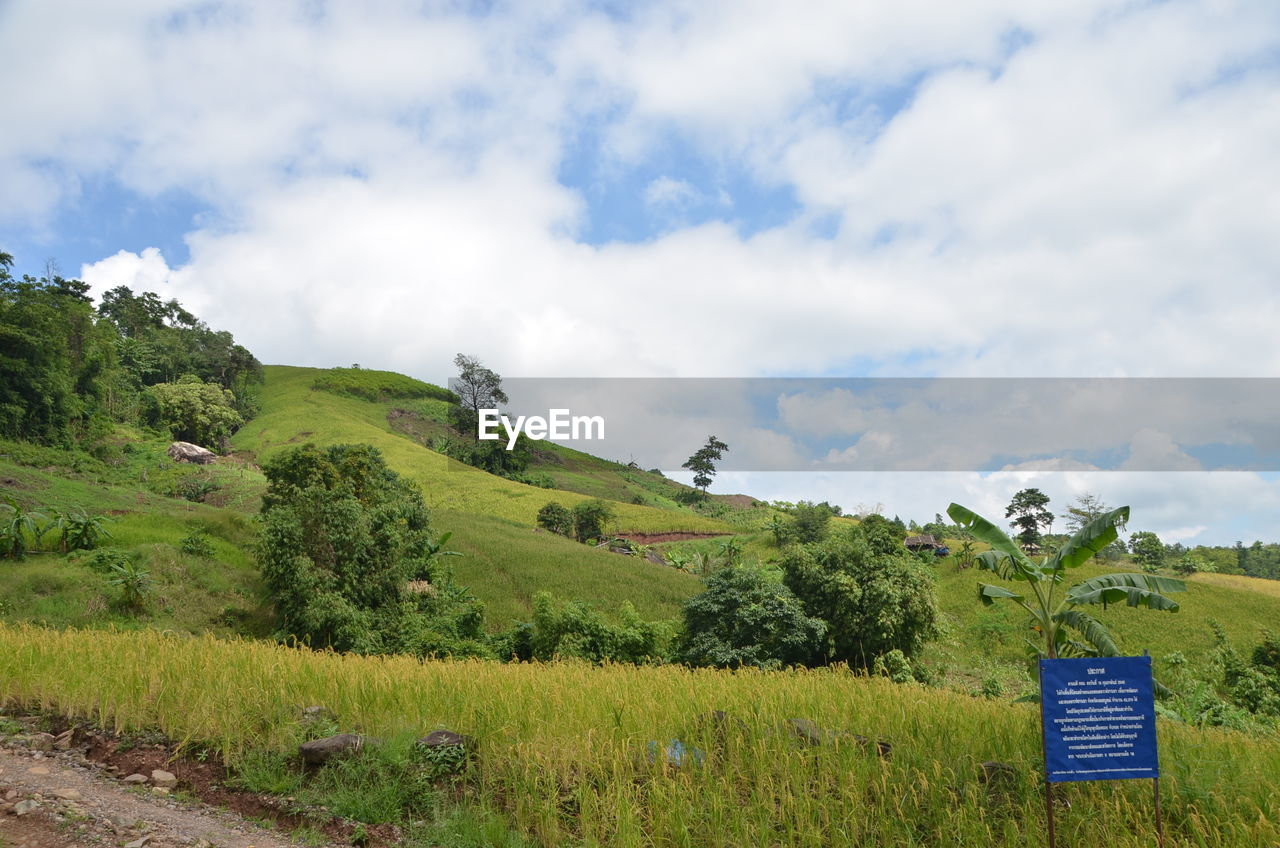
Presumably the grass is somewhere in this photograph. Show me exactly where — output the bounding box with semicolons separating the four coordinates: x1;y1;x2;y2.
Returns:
235;366;732;535
442;510;701;629
0;624;1275;848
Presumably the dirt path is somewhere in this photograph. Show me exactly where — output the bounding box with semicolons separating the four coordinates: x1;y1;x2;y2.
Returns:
0;745;318;848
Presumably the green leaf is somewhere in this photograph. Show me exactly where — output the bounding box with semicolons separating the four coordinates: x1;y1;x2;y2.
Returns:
1047;506;1130;571
1066;573;1185;611
1054;609;1119;656
977;583;1023;605
947;503;1036;578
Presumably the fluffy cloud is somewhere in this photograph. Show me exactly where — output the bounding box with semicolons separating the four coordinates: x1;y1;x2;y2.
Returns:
7;1;1280;536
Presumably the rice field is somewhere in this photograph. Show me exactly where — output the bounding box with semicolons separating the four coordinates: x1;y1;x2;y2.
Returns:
1;624;1275;847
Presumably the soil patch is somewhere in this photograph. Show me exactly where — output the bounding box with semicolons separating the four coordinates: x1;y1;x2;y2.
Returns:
2;715;399;848
613;532;729;544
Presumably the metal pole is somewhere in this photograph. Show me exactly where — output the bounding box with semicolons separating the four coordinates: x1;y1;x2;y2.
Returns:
1045;779;1058;848
1038;660;1057;848
1153;778;1165;848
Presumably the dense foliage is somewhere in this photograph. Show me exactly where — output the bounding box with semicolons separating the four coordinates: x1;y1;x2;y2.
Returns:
676;564;825;669
0;250;260;449
257;443;487;656
779;525;940;667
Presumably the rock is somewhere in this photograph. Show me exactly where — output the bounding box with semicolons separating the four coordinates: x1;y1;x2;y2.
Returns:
787;718;834;746
124;837;152;848
26;765;51;776
52;787;82;800
28;732;55;752
150;769;177;788
4;789;16;800
299;733;369;765
14;799;39;816
644;550;667;566
151;786;171;796
416;729;469;751
167;441;217;465
122;773;149;784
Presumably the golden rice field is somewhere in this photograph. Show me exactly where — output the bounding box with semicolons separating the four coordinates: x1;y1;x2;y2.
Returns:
1;624;1276;847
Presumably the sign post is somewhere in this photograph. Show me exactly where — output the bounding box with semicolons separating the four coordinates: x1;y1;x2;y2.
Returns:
1038;656;1163;848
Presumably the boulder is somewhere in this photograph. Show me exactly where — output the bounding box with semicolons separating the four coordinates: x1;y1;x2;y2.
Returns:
122;773;149;785
787;718;834;746
416;729;470;751
150;769;177;789
167;442;217;465
299;733;370;765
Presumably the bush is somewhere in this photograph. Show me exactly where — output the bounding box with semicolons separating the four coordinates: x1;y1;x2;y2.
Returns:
181;532;215;558
518;592;669;664
780;530;939;668
676;564;825;669
257;443;487;657
536;502;573;537
571;499;614;543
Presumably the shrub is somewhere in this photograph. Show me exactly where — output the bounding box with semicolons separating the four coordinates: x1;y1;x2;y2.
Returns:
536;502;573;537
676;564;824;669
181;532;215;558
571;499;614;543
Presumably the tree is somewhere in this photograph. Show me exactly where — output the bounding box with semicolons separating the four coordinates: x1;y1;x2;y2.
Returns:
682;435;728;495
142;375;243;448
1005;488;1053;548
449;353;508;438
1129;531;1165;573
536;502;574;537
1061;493;1126;560
257;443;486;656
947;502;1185;659
780;529;939;668
676;564;825;669
571;499;614;542
790;501;832;544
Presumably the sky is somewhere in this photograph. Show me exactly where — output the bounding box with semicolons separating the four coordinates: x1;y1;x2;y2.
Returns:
2;0;1279;544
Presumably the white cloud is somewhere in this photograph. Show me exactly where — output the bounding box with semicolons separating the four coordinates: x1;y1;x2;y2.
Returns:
643;176;698;208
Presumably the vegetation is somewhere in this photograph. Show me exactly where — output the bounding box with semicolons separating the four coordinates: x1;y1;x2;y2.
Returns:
947;503;1185;659
257;442;487;656
1004;487;1053;548
450;353;508;437
778;521;939;668
682;435;728;495
311;366;457;404
2;625;1277;848
676;563;824;669
0;251;260;450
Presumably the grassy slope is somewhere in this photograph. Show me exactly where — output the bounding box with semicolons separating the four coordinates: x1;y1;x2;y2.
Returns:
0;445;272;636
923;552;1280;695
234;366;730;535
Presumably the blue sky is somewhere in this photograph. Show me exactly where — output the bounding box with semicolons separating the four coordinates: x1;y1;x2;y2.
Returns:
3;0;1280;543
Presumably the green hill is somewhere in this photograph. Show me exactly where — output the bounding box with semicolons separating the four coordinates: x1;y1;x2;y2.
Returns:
5;363;1280;689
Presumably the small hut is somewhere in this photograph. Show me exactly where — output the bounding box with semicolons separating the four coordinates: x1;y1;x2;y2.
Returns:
903;534;942;553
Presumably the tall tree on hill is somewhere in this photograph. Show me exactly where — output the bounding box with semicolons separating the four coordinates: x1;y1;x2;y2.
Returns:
1006;487;1053;548
682;435;729;496
450;353;508;439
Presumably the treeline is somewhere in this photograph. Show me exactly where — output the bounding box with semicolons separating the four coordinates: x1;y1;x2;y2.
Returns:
0;251;260;450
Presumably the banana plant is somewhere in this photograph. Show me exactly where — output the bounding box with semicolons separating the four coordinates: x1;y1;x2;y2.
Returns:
946;502;1185;659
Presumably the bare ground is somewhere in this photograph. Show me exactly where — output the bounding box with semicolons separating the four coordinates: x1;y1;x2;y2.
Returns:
0;744;316;848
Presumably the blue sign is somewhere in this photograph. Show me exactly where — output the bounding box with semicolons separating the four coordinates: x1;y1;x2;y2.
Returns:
1039;656;1159;783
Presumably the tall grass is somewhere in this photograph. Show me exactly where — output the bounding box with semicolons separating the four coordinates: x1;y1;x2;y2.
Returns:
1;624;1274;847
